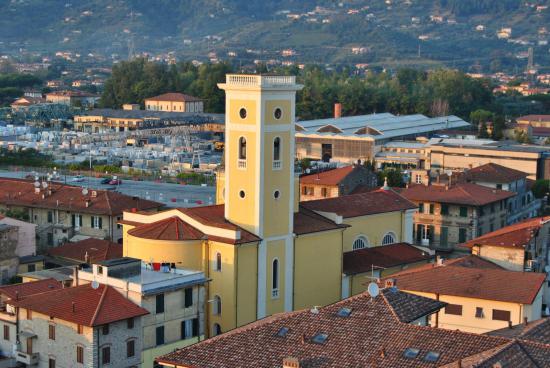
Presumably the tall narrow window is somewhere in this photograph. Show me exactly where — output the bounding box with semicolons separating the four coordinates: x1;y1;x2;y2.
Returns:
101;346;110;364
213;323;222;336
382;232;396;245
273;137;281;161
76;346;84;364
213;295;222;315
272;259;279;298
239;137;247;160
215;252;222;272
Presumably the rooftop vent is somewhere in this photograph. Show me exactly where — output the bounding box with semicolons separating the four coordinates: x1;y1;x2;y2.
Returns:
276;327;289;337
283;357;300;368
424;351;440;363
336;307;352;317
403;348;420;359
311;333;328;344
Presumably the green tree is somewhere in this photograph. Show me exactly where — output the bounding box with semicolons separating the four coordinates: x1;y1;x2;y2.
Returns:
531;179;549;199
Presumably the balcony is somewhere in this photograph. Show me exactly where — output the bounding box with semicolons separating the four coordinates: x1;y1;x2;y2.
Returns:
237;159;247;170
16;352;39;366
226;74;296;87
272;160;282;170
271;289;279;299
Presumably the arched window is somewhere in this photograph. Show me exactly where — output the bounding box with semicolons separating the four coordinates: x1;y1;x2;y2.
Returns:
213;295;222;315
213;323;222;336
272;259;279;293
382;232;397;245
273;137;281;161
238;137;247;160
352;236;369;250
215;252;222;272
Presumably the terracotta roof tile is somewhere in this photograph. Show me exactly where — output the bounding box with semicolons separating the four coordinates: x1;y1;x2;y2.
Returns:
0;177;163;215
47;238;122;263
128;216;205;241
398;183;515;206
381;287;446;323
294;206;348;235
300;166;354;186
145;92;202;102
463;163;528;183
9;283;148;327
0;278;62;300
389;256;545;304
463;217;550;249
343;243;433;275
302;189;416;218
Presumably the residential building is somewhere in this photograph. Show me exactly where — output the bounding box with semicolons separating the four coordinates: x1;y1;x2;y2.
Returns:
10;96;47;112
0;215;36;259
388;255;546;334
342;242;433;297
0;178;163;252
144;93;204;113
17;255;45;274
156;284;550;368
76;257;207;368
375;141;429;169
461;163;542;224
0;223;20;284
47;238;122;266
45;90;99;107
9;283;148;368
122;74;416;337
398;182;514;250
299;164;377;201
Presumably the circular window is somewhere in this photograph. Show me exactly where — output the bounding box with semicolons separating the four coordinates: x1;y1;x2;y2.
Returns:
274;108;282;120
239;108;247;119
239;190;246;199
274;190;281;199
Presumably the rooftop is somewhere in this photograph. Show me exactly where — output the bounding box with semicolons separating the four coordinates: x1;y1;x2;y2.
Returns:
300;165;355;186
462;163;528;184
463;217;550;249
10;283;148;327
516;114;550;123
343;243;433;275
145;92;202;102
0;278;62;300
48;238;122;263
76;108;224;122
398;182;515;206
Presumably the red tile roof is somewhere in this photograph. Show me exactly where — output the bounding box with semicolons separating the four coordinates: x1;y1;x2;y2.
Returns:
0;278;62;300
145;92;202;102
157;289;509;368
398;183;515;206
302;189;416;218
128;216;205;241
10;283;148;327
463;217;550;249
294;206;348;235
0;177;163;215
300;166;354;186
343;243;433;275
462;163;527;183
389;256;545;304
48;238;122;263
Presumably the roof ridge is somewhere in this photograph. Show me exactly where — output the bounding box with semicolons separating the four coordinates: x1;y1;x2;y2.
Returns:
90;285;108;326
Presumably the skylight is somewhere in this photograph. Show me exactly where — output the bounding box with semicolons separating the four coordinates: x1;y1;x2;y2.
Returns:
424;351;440;362
336;307;352;317
312;333;328;344
403;348;420;359
276;327;289;337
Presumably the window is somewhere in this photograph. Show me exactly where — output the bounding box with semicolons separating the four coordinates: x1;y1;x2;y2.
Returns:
27;264;35;272
403;348;420;359
382;232;396;245
492;309;511;322
239;190;246;199
277;327;289;337
475;307;484;318
102;324;109;335
49;325;55;340
239;108;247;119
312;333;328;344
479;206;484;216
321;188;327;197
49;358;55;368
156;326;165;346
215;252;222;271
419;203;424;213
459;228;467;243
302;186;307;195
101;346;110;365
3;325;9;340
424;351;440;363
274;190;281;199
76;346;84;364
273;137;281;161
440;204;449;215
91;216;102;229
72;214;83;228
213;323;222;336
440;226;449;248
127;318;134;329
238;137;247;160
337;307;352;317
181;318;199;339
213;295;222;315
352;236;368;250
47;211;53;223
156;294;165;314
415;174;423;184
274;108;282;120
429;204;434;214
272;259;279;298
444;304;463;316
126;340;135;358
496;184;502;190
459;206;468;217
184;288;193;308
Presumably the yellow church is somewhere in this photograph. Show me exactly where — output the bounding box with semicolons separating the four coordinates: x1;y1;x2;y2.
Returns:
121;74;417;336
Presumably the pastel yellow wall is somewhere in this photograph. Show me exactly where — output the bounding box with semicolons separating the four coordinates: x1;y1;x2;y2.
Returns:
216;170;225;205
293;230;343;310
406;289;543;334
208;241;237;334
342;211;404;252
236;243;258;326
265;239;286;315
264;100;291;125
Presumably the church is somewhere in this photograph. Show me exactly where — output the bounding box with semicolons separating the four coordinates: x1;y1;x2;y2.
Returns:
121;74;416;337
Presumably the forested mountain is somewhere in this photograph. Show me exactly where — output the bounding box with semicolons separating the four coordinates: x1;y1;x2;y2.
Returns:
1;0;549;71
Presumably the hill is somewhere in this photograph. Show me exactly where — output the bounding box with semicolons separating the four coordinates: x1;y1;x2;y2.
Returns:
1;0;549;71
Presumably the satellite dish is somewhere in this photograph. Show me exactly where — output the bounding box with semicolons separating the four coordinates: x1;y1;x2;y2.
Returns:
41;181;48;189
34;176;39;181
34;181;40;188
82;188;89;195
91;280;99;290
545;265;550;273
367;282;379;298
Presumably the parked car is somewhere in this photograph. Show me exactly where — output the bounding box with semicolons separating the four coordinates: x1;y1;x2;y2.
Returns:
109;179;122;185
72;175;85;182
100;177;111;184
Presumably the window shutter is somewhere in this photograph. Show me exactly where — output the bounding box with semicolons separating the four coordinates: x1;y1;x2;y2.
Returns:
192;318;199;337
71;214;75;227
98;217;102;229
90;216;94;227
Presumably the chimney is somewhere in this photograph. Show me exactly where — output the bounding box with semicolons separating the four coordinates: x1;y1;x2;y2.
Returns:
334;103;342;119
508;320;513;329
524;317;529;326
85;199;90;208
84;251;89;264
72;302;76;313
301;334;306;344
384;279;396;288
379;348;386;359
73;266;79;287
283;357;300;368
436;256;444;266
15;291;19;301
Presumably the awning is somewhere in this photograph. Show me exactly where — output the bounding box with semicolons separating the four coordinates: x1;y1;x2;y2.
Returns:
19;331;37;339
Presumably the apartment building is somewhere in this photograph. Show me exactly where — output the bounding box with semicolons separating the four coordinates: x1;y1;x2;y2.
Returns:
76;258;207;368
398;182;514;250
45;91;99;107
0;178;162;252
145;93;204;113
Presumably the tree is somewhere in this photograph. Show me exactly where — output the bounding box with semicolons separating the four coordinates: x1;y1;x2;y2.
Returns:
377;168;404;187
531;179;549;199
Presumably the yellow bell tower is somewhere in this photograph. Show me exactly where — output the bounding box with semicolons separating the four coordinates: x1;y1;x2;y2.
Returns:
218;74;303;317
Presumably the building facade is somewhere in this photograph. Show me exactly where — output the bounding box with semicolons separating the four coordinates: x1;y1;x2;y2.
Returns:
145;93;204;113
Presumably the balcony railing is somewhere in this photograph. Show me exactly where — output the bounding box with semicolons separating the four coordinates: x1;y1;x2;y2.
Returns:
16;352;39;366
272;160;282;170
272;289;279;299
226;74;296;87
237;159;247;170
